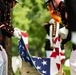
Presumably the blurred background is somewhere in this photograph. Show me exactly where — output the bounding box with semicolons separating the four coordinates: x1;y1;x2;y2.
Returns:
11;0;72;75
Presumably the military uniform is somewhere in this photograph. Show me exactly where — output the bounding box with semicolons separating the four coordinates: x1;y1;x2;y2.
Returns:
48;0;76;75
0;0;19;75
45;0;66;75
65;0;76;75
57;1;71;45
65;0;76;31
0;0;14;48
0;1;13;75
44;19;65;57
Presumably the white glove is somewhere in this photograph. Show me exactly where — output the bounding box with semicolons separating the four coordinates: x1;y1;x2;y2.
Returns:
13;28;21;39
49;19;55;24
71;32;76;45
58;27;69;39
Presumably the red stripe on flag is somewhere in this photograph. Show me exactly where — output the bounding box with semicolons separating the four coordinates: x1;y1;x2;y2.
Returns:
50;51;57;58
25;44;28;50
56;63;60;70
21;32;28;37
55;48;59;55
61;59;65;64
60;52;64;56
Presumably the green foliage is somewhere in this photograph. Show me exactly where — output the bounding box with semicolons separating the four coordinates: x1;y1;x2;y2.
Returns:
12;0;50;56
15;70;19;75
12;0;72;58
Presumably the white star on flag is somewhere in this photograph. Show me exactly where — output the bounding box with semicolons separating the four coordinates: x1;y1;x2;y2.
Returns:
36;66;41;70
42;60;47;65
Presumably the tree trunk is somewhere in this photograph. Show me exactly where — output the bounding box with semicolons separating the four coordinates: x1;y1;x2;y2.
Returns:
5;36;14;75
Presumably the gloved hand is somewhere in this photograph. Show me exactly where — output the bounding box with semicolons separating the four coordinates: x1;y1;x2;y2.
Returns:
49;19;55;24
71;32;76;45
58;27;68;39
13;28;21;39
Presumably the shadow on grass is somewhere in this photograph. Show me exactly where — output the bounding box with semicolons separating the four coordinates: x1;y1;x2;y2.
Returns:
15;65;71;75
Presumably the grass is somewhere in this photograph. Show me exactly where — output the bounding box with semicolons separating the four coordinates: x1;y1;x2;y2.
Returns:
63;65;70;75
15;71;19;75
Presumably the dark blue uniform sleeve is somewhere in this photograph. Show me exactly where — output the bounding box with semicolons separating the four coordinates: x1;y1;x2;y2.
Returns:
65;0;76;31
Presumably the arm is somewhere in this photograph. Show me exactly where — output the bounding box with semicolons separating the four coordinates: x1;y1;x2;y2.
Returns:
0;0;20;38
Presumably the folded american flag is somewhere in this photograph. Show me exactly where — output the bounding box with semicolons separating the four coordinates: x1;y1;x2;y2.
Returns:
18;38;51;75
18;32;41;73
18;32;52;75
18;32;65;75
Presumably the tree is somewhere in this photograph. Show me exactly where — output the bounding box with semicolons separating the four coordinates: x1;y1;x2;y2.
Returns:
12;0;50;57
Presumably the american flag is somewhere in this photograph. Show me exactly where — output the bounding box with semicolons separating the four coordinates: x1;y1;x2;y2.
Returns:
18;38;51;75
18;31;36;67
18;32;52;75
18;32;65;75
50;35;65;75
18;38;35;67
